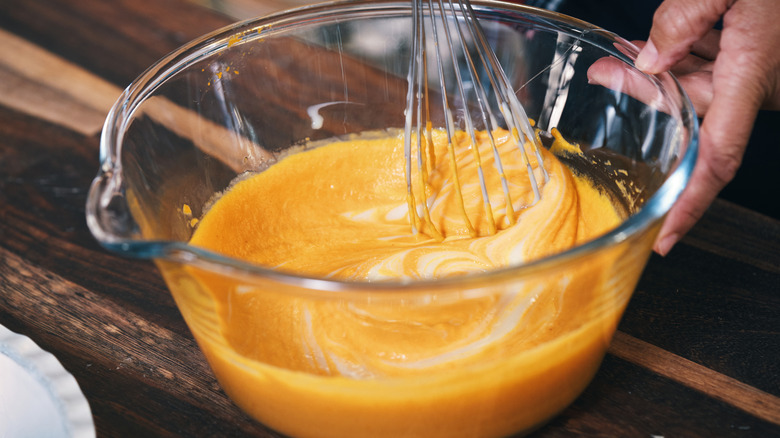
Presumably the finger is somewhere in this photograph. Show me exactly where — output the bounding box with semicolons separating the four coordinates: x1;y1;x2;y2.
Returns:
653;107;752;256
631;39;713;76
674;70;714;114
689;28;721;61
654;41;763;256
653;156;716;255
586;53;714;116
654;100;758;255
670;55;712;76
629;40;647;51
587;57;672;113
636;0;732;74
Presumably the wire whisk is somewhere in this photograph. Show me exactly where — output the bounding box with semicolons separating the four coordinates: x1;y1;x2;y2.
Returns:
404;0;549;240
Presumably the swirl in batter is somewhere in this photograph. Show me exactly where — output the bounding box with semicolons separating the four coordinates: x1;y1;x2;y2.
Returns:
191;128;619;281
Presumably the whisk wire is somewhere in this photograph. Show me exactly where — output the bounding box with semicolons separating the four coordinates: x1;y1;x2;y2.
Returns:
458;0;550;199
438;0;502;235
405;0;548;239
404;0;425;236
429;0;481;238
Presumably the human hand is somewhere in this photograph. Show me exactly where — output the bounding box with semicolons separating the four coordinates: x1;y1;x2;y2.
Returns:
634;0;780;255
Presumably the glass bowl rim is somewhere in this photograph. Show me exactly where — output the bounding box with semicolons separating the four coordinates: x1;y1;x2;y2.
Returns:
88;0;699;293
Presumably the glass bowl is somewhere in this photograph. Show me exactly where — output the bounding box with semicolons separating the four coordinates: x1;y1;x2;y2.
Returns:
86;1;697;437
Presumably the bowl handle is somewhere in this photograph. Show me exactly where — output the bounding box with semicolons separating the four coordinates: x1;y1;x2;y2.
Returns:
86;168;139;249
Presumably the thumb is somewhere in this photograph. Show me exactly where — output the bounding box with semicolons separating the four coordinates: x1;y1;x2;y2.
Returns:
636;0;732;74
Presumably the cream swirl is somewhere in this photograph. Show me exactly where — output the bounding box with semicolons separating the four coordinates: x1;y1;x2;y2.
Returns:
190;128;618;280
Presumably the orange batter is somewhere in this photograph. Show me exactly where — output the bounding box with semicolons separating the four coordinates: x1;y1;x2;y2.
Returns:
171;128;633;438
191;128;619;279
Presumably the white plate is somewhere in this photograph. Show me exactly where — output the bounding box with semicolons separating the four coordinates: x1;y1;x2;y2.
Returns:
0;324;96;438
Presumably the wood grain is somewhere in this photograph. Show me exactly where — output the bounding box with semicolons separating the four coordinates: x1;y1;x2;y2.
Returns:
0;28;120;135
609;331;780;425
618;203;780;397
546;353;780;438
190;0;315;18
0;0;232;85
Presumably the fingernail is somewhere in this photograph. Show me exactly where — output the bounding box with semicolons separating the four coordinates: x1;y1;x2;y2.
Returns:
655;233;679;256
635;39;658;73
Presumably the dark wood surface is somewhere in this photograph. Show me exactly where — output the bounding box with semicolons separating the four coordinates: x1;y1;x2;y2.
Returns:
1;0;778;436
